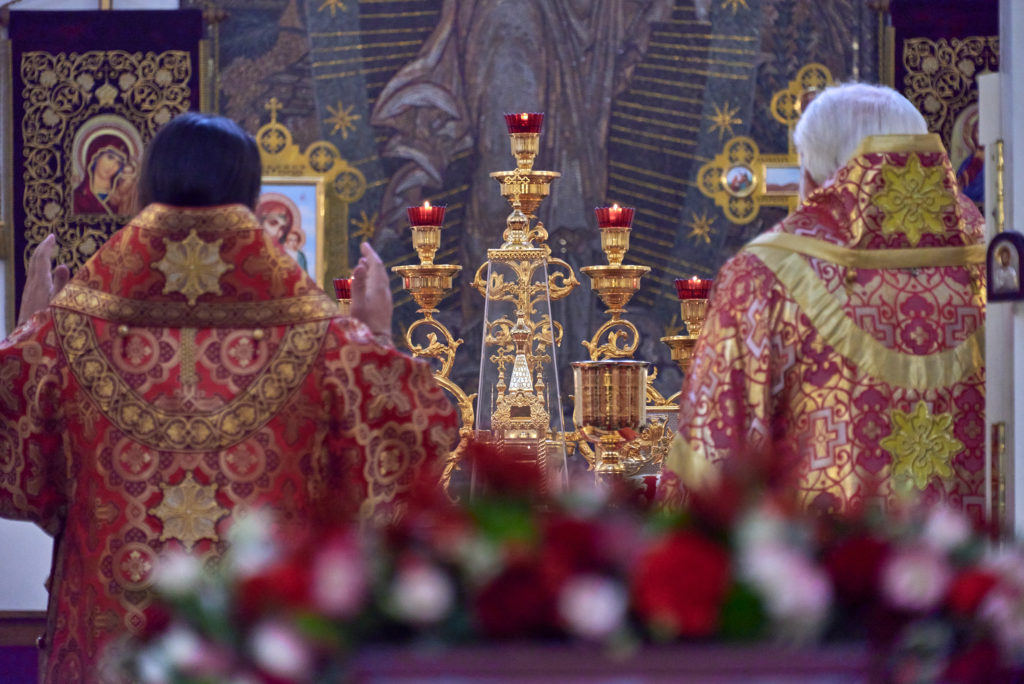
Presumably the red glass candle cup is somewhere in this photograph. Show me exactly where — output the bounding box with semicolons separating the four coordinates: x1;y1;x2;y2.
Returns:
675;277;712;300
333;278;352;300
595;205;635;228
504;112;544;134
407;203;446;226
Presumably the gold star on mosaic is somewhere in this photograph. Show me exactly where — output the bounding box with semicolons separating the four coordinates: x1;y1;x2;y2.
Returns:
721;0;749;13
708;101;742;140
352;210;378;240
880;401;963;492
150;472;227;550
154;229;233;306
663;314;685;337
687;210;715;244
324;101;360;139
318;0;347;15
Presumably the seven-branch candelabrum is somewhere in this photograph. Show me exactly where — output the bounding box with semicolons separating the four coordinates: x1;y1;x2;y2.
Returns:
470;112;579;490
394;111;712;485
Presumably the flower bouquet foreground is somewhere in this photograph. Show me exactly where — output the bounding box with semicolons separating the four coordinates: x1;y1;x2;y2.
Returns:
121;443;1024;683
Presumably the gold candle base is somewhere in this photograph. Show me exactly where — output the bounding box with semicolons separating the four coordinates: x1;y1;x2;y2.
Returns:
510;132;540;171
599;227;632;267
680;298;709;338
489;169;560;217
393;264;462;311
581;264;651;313
411;224;442;264
337;298;351;317
660;334;698;374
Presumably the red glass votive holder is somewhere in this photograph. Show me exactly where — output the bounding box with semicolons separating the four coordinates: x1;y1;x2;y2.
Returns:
407;203;446;226
595;205;635;228
333;278;352;300
675;277;712;300
504;112;544;134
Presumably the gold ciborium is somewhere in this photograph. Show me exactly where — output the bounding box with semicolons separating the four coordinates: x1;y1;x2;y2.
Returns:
572;360;650;474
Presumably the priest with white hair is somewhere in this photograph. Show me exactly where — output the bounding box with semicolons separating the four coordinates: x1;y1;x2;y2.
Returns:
662;83;988;521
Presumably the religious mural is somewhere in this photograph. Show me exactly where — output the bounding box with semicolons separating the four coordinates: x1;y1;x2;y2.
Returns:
184;0;879;399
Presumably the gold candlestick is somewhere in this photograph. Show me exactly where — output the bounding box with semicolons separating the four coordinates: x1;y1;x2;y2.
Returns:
660;295;710;374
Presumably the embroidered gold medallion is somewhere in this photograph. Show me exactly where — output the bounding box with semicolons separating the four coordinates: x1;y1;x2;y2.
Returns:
153;230;233;305
880;400;963;491
150;471;227;550
872;154;956;246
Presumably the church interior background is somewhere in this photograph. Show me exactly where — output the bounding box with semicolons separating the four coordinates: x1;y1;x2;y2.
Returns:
2;0;1024;673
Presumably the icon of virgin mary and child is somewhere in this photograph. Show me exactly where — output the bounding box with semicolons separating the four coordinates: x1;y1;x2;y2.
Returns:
71;115;143;217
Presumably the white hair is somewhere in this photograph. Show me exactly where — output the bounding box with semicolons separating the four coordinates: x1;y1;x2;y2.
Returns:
793;83;928;185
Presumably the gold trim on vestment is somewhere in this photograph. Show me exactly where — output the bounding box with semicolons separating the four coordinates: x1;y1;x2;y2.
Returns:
54;308;330;451
52;283;341;328
854;133;946;156
745;245;984;390
747;232;985;269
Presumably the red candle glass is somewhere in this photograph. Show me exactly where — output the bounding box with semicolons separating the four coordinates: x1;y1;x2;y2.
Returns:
504;112;544;134
595;205;634;228
333;278;352;300
407;202;446;226
675;277;712;300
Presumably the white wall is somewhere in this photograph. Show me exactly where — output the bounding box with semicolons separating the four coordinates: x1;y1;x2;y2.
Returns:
0;0;179;613
1000;1;1024;536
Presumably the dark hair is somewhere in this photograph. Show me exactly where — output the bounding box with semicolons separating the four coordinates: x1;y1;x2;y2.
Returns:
136;112;262;209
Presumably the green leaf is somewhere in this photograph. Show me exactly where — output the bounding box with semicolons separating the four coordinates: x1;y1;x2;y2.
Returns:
718;582;766;641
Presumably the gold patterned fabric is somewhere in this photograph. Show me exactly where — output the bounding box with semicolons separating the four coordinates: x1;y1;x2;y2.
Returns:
664;135;987;521
0;204;457;683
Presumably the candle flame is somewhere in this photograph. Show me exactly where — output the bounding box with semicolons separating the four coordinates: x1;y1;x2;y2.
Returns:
691;276;699;282
520;113;529;121
424;201;431;208
612;203;620;210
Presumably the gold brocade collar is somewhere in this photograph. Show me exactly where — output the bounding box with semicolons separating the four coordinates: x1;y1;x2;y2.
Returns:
787;133;980;250
51;203;341;328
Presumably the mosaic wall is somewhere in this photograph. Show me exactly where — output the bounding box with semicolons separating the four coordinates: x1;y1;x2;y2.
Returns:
186;0;878;397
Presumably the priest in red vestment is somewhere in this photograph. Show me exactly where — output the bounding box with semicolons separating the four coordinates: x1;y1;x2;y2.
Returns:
0;113;458;682
662;84;987;521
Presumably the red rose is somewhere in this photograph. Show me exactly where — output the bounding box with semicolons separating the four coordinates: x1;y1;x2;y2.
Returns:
540;515;608;582
631;530;730;637
475;560;559;639
236;556;312;621
947;569;1000;616
139;603;172;642
825;535;889;604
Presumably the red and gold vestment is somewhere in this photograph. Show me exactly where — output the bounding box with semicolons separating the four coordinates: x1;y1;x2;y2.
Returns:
664;135;987;520
0;204;457;682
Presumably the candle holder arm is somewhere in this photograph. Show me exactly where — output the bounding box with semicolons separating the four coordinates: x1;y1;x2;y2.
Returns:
582;317;640;361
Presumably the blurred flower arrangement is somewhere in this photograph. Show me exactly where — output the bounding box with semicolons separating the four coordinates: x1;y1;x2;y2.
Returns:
121;444;1024;683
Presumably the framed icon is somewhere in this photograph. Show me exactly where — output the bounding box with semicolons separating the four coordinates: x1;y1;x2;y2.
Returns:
257;177;325;285
987;231;1024;302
